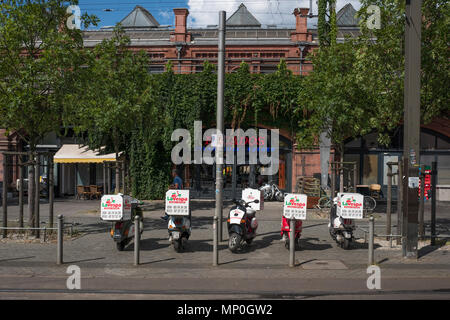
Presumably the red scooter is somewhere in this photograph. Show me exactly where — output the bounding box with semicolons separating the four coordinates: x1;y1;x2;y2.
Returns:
281;216;302;249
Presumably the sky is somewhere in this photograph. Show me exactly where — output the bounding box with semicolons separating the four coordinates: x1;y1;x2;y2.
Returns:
77;0;362;30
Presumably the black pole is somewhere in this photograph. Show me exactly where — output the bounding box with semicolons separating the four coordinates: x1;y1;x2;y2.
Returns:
431;161;437;246
103;162;106;195
2;154;8;238
19;155;24;228
35;155;40;238
49;156;54;229
418;165;425;239
397;159;403;245
330;163;335;200
387;164;392;241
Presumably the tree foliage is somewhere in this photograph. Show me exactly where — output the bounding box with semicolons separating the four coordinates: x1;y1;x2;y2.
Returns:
296;0;449;152
0;0;97;150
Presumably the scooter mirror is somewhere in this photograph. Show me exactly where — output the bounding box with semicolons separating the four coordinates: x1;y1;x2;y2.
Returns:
253;199;260;204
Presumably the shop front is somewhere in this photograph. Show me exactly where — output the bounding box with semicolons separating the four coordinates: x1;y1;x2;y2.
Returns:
180;128;293;199
344;126;450;201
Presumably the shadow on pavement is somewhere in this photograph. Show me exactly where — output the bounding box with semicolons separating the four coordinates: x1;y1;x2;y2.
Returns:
299;237;333;251
140;257;176;265
65;257;106;264
0;256;35;263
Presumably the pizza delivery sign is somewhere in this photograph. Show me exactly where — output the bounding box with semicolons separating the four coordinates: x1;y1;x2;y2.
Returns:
337;193;364;219
165;190;190;216
283;194;307;220
101;194;132;221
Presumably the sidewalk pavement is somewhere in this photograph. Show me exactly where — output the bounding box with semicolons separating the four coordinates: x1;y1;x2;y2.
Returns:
0;199;449;299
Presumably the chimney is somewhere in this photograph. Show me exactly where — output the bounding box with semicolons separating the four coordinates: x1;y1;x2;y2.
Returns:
291;8;311;42
171;8;191;42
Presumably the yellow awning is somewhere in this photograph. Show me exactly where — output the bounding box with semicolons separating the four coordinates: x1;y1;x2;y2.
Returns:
54;144;117;164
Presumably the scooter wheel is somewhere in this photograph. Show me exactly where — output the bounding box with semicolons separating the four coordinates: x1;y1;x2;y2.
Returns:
228;233;241;253
343;238;351;250
173;239;183;253
116;241;125;251
284;241;289;250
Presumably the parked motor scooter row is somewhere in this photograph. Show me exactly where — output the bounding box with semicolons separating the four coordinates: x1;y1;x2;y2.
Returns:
105;194;358;253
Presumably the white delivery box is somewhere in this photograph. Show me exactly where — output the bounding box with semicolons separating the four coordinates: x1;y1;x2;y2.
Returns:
165;190;190;216
242;188;264;211
283;194;307;220
101;194;132;221
336;193;364;219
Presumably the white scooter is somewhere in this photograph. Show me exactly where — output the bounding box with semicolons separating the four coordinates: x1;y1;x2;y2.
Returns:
328;197;355;250
168;211;191;252
227;199;259;252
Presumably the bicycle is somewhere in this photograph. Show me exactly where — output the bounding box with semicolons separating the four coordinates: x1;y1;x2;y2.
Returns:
316;196;333;210
363;195;377;212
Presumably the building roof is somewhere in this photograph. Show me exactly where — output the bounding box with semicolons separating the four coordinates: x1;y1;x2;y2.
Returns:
83;3;362;46
336;3;360;27
226;3;261;27
119;5;160;28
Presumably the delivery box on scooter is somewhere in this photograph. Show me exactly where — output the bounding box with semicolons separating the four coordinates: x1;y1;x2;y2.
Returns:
283;194;307;220
336;193;364;219
165;189;190;216
242;188;264;211
100;194;132;221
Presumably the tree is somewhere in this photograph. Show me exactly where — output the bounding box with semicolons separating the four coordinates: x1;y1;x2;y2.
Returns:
0;0;97;227
72;27;151;193
297;0;449;152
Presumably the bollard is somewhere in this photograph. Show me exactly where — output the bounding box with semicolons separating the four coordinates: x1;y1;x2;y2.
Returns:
213;215;218;266
368;216;374;265
386;165;392;241
289;219;295;267
57;215;63;265
134;215;140;266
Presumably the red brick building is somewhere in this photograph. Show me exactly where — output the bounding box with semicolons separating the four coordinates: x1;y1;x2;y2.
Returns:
1;3;449;199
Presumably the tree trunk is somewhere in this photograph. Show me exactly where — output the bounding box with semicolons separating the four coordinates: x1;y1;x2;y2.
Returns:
27;154;35;229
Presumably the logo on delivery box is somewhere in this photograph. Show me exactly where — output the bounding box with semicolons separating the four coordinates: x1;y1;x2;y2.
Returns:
166;191;188;204
341;196;362;209
285;196;306;209
102;198;122;210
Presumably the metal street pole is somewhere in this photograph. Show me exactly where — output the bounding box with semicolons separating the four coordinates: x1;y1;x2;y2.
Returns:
134;215;140;266
402;0;422;259
397;159;403;245
35;154;40;239
57;215;64;265
431;162;437;246
289;219;295;267
214;10;226;263
368;216;375;265
2;154;7;238
19;155;24;228
418;165;425;239
387;164;392;241
49;156;54;229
